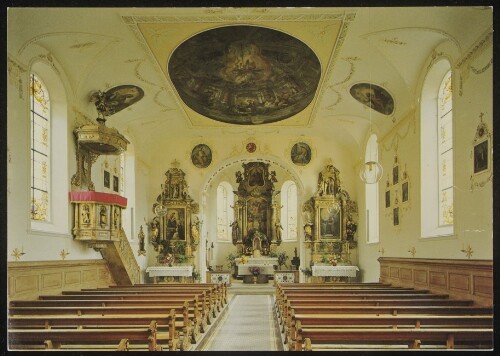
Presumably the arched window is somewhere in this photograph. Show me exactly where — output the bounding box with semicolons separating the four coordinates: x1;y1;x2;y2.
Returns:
217;181;234;242
280;180;298;241
365;134;380;243
421;59;454;237
30;74;50;221
29;62;68;235
437;71;454;226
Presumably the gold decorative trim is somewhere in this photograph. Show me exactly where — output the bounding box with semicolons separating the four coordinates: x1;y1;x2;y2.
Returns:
455;27;493;69
381;109;416;153
7;55;27;99
310;12;357;125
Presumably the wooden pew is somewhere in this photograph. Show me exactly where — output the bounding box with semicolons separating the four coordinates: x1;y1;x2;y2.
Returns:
10;297;203;345
9;302;195;349
62;288;221;318
105;282;228;304
294;327;494;350
82;283;227;309
9;320;162;351
39;293;213;329
287;314;494;345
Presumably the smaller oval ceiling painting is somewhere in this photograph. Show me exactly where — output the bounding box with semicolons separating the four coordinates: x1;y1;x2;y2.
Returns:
350;83;394;115
168;26;321;125
103;85;144;116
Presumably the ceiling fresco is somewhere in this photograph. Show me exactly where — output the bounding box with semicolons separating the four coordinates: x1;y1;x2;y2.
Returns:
168;25;322;125
349;83;394;116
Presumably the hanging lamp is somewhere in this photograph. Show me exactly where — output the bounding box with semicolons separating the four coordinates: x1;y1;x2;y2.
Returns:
359;83;383;184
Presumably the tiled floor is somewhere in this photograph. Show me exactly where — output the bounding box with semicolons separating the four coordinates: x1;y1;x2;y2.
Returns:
197;293;283;351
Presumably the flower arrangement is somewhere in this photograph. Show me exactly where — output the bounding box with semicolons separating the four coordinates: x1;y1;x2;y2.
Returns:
300;267;313;277
160;253;175;266
249;266;261;276
277;251;288;270
239;255;249;264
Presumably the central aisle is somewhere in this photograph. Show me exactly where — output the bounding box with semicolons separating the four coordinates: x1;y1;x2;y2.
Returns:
197;294;283;351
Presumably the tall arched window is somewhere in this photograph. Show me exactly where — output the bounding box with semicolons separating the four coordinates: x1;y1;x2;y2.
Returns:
217;181;234;241
30;62;68;234
437;71;454;226
421;59;454;237
30;74;51;221
280;180;298;241
365;134;380;243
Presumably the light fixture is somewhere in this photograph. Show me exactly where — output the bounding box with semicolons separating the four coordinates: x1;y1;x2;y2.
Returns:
359;160;383;184
359;81;383;184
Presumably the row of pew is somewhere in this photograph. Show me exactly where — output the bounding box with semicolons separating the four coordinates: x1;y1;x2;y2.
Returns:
274;282;493;351
8;282;227;351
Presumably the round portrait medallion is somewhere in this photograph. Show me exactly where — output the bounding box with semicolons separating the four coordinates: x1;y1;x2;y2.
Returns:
291;142;311;166
191;144;212;168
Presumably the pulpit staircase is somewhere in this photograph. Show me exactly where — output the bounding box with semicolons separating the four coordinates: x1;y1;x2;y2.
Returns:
99;228;140;285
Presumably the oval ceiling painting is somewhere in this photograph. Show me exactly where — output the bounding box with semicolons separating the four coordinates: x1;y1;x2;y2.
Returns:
350;83;394;115
168;26;321;125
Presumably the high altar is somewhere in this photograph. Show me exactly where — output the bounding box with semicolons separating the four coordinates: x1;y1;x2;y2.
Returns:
230;162;282;257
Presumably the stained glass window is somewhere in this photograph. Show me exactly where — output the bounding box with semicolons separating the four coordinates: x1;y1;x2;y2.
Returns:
438;71;453;226
281;180;298;241
30;74;50;221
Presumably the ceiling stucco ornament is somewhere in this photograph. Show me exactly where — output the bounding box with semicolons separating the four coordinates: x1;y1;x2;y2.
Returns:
168;25;321;125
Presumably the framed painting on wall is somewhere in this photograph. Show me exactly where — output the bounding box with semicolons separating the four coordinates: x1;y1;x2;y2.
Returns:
473;139;488;174
393;207;399;226
402;181;409;203
104;170;110;188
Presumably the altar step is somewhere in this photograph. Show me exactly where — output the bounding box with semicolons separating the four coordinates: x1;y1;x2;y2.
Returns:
227;279;275;295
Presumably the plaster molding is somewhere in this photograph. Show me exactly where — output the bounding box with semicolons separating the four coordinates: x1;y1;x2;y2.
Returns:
310;12;357;127
7;55;27;99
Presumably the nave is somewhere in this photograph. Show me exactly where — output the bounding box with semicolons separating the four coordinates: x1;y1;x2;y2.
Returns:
8;280;493;352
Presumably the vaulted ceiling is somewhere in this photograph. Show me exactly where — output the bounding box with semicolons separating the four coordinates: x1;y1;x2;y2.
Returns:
8;6;492;162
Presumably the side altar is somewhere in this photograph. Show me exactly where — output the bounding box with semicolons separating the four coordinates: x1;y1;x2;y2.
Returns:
146;162;201;283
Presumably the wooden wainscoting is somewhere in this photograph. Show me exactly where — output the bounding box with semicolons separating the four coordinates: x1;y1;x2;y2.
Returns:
8;259;115;301
378;257;492;306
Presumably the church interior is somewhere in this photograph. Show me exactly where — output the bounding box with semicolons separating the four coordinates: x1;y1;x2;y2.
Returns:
6;6;494;351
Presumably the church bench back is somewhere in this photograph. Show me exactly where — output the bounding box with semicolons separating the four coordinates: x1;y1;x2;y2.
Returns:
9;321;161;351
287;314;494;345
295;327;494;351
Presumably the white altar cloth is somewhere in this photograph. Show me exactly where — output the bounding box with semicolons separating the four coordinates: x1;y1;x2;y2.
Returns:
312;265;359;277
245;257;278;265
146;266;193;277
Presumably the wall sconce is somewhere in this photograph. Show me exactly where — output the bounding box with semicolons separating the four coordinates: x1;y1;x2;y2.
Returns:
408;246;416;257
378;247;385;256
60;249;70;260
11;247;25;261
460;243;474;259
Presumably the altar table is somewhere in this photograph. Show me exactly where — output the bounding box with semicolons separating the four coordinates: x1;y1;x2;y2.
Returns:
312;265;359;282
146;266;193;283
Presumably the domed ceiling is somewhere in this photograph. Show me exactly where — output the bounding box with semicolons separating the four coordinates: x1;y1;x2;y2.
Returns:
168;25;321;125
